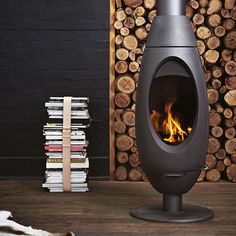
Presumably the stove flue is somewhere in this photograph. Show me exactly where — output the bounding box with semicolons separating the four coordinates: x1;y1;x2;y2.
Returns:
131;0;214;223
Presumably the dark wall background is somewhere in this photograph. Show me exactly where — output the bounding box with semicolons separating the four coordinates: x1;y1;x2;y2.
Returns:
0;0;109;178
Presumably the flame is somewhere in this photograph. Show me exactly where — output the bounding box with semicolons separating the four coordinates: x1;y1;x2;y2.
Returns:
151;102;192;144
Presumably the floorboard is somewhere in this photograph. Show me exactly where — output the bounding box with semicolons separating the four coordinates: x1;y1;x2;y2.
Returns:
0;180;235;236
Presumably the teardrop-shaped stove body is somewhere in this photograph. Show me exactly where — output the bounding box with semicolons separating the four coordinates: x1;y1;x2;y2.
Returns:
136;15;209;195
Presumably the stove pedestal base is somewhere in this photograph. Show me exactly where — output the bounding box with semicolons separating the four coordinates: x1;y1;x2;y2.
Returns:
130;204;214;223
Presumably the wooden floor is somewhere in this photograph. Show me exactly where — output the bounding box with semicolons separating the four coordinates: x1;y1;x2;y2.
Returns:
0;180;235;236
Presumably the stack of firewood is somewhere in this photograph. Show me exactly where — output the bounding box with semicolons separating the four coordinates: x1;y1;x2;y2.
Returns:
113;0;236;182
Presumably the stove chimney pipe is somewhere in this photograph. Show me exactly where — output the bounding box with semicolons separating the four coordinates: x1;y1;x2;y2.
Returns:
157;0;185;16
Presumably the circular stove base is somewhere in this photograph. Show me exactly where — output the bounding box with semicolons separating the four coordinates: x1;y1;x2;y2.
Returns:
130;204;214;223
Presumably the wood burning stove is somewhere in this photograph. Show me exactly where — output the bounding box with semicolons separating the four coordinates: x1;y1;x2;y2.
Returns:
131;0;214;223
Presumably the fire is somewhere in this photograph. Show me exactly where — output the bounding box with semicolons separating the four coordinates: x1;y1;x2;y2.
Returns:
150;102;192;144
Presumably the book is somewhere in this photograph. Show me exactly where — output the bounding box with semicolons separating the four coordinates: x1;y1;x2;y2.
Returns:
42;96;90;192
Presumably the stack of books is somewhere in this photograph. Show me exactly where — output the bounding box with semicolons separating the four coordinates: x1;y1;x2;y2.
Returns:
42;97;90;192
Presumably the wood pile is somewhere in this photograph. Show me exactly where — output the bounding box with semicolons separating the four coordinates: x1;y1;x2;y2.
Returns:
112;0;236;182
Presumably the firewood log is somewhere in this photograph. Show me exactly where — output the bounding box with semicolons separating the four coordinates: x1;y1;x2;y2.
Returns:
206;168;221;181
144;0;155;9
223;19;235;30
199;0;209;7
133;72;140;82
204;70;212;82
128;168;143;181
216;160;225;172
215;103;224;113
124;17;135;29
193;13;205;25
231;7;236;20
212;78;221;89
225;138;236;154
190;0;199;9
145;23;151;31
224;157;232;167
116;9;127;21
124;0;143;8
135;27;148;40
115;0;122;8
225;118;235;127
207;0;222;15
186;4;194;18
115;61;128;74
114;109;123;121
225;127;236;139
226;164;236;182
148;10;156;23
117;152;129;164
116;134;134;151
197;40;206;55
212;66;223;78
197;26;211;39
197;170;206;182
224;31;236;49
208;14;221;27
215;149;226;160
223;108;233;119
205;154;217;169
224;90;236;106
224;0;236;9
136;55;143;65
209;111;221;126
199;7;207;15
122;110;135;126
225;76;236;89
132;90;137;102
221;8;231;18
219;85;227;94
129;153;140;167
114;20;123;29
129;61;139;72
128;126;136;138
131;146;137;153
115;35;123;45
214;25;226;37
123;35;138;50
225;61;236;76
211;126;223;137
115;165;128;181
206;36;220;49
114;120;126;134
116;48;129;61
205;49;219;63
231;153;236;163
129;48;143;61
115;93;130;108
120;27;130;36
208;137;221;153
135;16;146;26
125;7;133;15
116;75;135;94
134;6;145;16
208;89;219;104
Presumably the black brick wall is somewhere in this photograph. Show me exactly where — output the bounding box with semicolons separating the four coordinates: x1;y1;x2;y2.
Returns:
0;0;109;178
